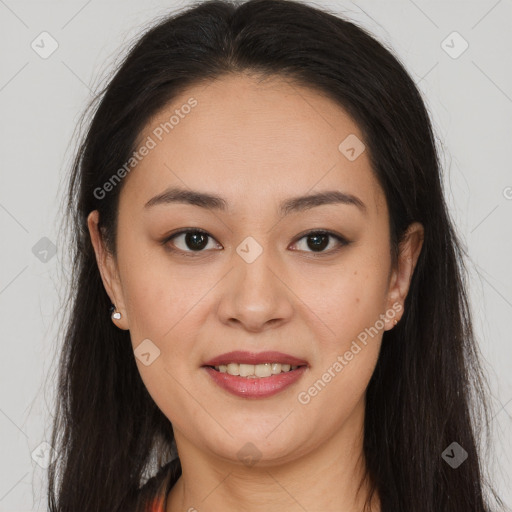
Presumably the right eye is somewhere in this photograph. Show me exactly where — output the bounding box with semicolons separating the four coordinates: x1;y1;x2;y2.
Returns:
162;228;223;256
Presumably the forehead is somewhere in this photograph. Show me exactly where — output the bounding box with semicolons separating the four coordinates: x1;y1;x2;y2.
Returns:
121;73;385;217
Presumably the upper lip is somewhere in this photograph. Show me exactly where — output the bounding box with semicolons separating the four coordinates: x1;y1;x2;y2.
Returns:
203;350;308;367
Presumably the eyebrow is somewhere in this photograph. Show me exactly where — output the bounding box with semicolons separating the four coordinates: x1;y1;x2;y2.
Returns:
144;186;367;216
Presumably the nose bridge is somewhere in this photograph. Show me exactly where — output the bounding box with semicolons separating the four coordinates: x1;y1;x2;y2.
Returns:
217;234;293;330
235;234;280;303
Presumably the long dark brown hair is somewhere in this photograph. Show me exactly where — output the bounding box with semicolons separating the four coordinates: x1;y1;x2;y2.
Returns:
47;0;506;510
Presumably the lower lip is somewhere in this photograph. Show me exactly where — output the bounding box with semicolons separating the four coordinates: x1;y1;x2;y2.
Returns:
202;366;308;399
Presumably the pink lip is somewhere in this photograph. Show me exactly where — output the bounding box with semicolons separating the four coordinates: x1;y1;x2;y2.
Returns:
202;350;308;367
203;366;308;399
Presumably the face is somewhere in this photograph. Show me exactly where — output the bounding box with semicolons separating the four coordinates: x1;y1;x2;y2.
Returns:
89;73;423;467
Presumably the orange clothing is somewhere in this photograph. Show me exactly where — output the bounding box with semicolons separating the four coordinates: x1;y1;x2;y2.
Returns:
141;458;180;512
147;492;167;512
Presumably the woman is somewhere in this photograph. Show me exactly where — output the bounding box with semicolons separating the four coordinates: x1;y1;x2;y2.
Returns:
47;0;506;510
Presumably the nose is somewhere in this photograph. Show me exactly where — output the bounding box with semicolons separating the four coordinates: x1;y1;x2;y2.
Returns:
215;247;294;333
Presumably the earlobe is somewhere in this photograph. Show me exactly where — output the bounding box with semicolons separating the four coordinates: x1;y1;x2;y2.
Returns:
384;222;424;330
87;210;129;330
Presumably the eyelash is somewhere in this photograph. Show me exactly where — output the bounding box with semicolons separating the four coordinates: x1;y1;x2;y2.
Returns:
161;228;350;258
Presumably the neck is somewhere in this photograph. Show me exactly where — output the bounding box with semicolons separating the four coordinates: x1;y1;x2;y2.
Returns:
166;397;380;512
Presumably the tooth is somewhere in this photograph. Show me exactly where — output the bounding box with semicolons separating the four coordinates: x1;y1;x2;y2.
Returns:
255;363;272;377
211;362;302;378
239;364;255;377
271;363;282;374
227;363;240;376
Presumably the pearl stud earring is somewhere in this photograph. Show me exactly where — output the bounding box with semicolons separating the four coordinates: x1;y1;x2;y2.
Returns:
110;304;122;321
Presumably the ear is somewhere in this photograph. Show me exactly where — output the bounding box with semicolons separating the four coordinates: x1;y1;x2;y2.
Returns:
384;221;424;331
87;210;129;330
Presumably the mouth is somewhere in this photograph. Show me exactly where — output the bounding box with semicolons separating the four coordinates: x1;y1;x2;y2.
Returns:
201;351;309;399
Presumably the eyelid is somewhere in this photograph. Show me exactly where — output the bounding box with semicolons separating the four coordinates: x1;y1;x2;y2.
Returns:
161;228;350;257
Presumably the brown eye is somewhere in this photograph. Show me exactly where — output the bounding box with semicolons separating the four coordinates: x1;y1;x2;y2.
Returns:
164;229;221;255
292;230;349;254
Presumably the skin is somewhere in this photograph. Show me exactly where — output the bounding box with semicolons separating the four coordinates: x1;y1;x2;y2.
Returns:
88;73;423;512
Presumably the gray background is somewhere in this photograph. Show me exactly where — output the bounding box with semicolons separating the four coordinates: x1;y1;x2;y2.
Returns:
0;0;511;510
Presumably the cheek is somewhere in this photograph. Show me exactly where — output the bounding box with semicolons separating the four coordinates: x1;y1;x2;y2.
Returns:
292;252;390;409
303;253;390;340
115;222;216;335
120;270;167;339
294;264;388;421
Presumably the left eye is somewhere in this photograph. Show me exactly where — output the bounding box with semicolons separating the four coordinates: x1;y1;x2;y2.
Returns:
291;230;348;254
162;229;348;256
